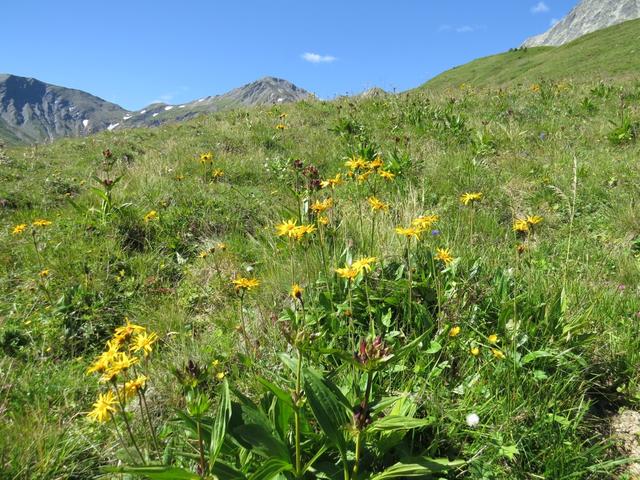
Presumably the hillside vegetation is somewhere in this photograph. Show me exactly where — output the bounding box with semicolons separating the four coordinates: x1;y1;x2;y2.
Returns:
424;18;640;91
1;39;640;479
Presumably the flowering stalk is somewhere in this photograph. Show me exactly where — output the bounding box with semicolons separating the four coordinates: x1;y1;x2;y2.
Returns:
112;381;144;462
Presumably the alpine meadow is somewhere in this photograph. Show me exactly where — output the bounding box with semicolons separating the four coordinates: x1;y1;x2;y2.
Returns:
3;13;640;480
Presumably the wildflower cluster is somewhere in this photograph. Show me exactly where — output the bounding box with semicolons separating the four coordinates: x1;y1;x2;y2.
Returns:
276;219;316;241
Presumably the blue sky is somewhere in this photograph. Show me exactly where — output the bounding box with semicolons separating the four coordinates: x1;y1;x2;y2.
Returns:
2;1;576;110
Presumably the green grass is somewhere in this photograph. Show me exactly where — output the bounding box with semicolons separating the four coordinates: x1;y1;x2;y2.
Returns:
423;18;640;91
1;46;640;479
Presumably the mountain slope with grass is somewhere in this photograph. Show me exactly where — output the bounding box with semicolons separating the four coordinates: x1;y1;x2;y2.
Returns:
423;18;640;91
2;29;640;480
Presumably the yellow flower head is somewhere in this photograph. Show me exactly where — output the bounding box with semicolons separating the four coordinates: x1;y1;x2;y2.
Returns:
39;269;50;278
144;210;159;223
318;215;329;225
368;196;389;212
101;352;138;382
216;242;227;251
378;169;395;180
356;171;374;184
395;226;422;239
367;156;384;170
460;192;483;206
491;348;505;359
200;152;213;164
449;326;461;337
310;198;333;214
435;248;454;265
470;346;480;356
211;169;224;179
344;156;367;171
232;277;260;292
335;267;359;280
488;334;499;345
513;219;529;233
216;371;226;380
276;219;298;237
123;375;148;400
32;219;52;228
291;224;316;241
290;283;303;300
526;215;543;226
276;123;287;130
352;256;377;274
86;349;117;375
130;331;159;357
198;251;209;258
12;224;27;235
87;391;118;423
320;173;343;189
114;319;146;343
412;215;439;230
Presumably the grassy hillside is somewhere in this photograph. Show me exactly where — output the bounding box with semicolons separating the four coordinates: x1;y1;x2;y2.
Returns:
1;72;640;478
423;18;640;91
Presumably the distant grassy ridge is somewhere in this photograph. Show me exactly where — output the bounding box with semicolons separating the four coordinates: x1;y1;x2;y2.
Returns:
423;18;640;91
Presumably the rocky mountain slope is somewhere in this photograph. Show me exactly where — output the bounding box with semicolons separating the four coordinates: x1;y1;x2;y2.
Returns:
0;74;127;144
120;77;310;129
523;0;640;46
0;75;310;144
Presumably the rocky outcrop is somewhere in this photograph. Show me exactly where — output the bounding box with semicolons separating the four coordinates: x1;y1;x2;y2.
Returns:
523;0;640;47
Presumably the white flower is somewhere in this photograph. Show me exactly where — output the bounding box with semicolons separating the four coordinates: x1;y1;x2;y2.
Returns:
466;413;480;427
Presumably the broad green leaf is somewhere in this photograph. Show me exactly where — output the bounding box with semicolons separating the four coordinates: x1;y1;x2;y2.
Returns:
498;444;519;460
211;461;248;480
232;424;291;462
102;465;200;480
522;350;554;364
248;458;293;480
303;366;350;461
257;376;294;408
370;457;465;479
209;379;231;466
424;340;441;354
368;415;434;432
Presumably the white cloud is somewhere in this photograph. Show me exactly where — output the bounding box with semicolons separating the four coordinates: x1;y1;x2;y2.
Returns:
550;17;560;26
456;25;475;33
302;52;336;64
531;1;549;13
438;24;485;34
438;24;452;32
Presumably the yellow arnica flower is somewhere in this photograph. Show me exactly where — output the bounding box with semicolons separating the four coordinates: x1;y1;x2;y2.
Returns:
87;349;117;375
291;224;316;241
367;157;384;170
122;375;147;400
232;277;260;292
32;219;52;227
344;156;367;171
449;326;461;337
130;331;159;357
378;169;395;180
412;215;439;229
368;196;389;212
335;267;359;280
470;346;480;356
87;391;118;423
276;123;287;130
310;198;333;214
318;215;329;225
352;256;377;273
435;248;454;265
526;215;543;226
211;169;224;179
491;348;505;359
460;192;483;206
12;224;27;235
114;319;146;343
513;219;529;233
101;352;139;382
39;269;50;278
356;171;374;183
144;210;159;223
290;283;303;300
320;173;343;189
276;219;298;237
198;251;209;258
200;152;213;163
395;226;422;239
488;334;499;345
216;371;226;380
216;242;227;251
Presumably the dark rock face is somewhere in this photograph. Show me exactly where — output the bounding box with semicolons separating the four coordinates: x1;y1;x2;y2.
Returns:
523;0;640;47
0;74;126;143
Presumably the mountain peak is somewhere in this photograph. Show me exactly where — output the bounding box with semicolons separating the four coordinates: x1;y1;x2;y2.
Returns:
523;0;640;47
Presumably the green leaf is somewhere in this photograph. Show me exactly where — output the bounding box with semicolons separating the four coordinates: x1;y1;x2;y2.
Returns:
424;340;441;354
368;415;435;432
369;457;465;479
102;465;200;480
248;458;293;480
211;461;248;480
209;379;231;466
257;376;294;408
522;350;554;364
232;424;291;462
303;366;350;462
498;444;519;460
